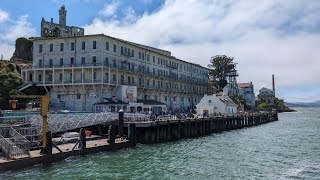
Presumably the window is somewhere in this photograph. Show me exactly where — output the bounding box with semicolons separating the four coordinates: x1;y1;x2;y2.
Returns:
70;72;73;80
76;94;81;99
93;41;96;49
121;47;124;54
142;53;145;60
131;50;134;57
153;56;155;63
71;42;75;51
147;54;149;61
59;73;63;81
105;73;109;81
49;59;53;66
132;77;134;84
93;72;97;80
49;44;53;52
39;59;43;66
121;75;124;83
181;97;184;101
71;57;74;65
153;80;155;87
81;57;85;65
92;56;96;65
38;74;42;81
158;58;160;64
104;57;109;65
106;42;109;50
113;44;117;53
82;41;85;50
209;100;212;103
128;76;131;84
139;52;141;59
60;58;63;66
113;74;116;82
113;59;117;67
38;44;43;53
60;43;64;51
57;94;61;99
147;79;150;86
173;97;176;101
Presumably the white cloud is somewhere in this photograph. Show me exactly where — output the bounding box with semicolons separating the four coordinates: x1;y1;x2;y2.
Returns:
0;12;36;60
99;0;119;17
2;15;36;42
84;0;320;102
0;9;9;23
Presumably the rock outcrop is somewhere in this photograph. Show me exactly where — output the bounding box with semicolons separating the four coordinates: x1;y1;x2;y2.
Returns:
10;37;33;63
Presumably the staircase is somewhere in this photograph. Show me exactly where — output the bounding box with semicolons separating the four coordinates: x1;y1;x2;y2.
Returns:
0;128;31;159
16;83;32;93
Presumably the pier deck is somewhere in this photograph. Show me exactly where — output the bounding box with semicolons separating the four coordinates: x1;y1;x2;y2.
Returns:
0;137;131;171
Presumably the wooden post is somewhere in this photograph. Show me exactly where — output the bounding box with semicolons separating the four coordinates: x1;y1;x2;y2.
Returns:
108;125;116;151
177;120;181;139
118;109;124;137
46;131;52;155
79;128;86;155
156;121;160;143
128;123;136;146
167;120;171;141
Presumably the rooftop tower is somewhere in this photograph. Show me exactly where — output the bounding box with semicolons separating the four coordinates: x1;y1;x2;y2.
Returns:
59;5;67;26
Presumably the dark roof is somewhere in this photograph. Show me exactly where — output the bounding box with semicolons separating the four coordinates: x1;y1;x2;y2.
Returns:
137;99;166;105
94;98;128;105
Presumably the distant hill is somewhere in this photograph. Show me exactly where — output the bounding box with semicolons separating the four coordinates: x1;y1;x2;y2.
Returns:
285;101;320;107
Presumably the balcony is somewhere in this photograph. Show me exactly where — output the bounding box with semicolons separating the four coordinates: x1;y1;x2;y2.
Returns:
24;62;209;86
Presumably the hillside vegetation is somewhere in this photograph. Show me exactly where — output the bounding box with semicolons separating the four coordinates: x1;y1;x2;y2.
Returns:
0;61;22;109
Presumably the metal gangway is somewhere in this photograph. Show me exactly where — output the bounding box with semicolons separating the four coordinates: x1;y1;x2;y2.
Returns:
25;112;119;133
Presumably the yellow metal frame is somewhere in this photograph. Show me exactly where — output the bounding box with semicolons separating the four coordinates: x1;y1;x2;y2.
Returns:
10;95;50;149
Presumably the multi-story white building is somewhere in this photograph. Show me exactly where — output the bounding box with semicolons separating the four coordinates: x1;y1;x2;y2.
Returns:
19;34;210;112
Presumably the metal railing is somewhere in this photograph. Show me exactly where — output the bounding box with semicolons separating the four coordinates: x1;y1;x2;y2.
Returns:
0;128;30;159
26;112;119;133
22;63;209;85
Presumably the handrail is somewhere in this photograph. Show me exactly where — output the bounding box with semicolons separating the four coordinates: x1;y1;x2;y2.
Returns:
0;131;12;158
9;127;31;158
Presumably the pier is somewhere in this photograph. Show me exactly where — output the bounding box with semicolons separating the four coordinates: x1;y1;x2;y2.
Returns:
0;112;278;171
127;112;278;144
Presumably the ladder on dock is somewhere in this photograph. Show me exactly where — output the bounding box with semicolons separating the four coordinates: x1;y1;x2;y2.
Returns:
0;127;31;159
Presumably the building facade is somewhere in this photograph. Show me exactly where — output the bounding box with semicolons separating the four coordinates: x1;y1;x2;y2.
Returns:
257;87;275;105
41;6;84;38
196;94;238;116
20;34;209;112
238;82;256;107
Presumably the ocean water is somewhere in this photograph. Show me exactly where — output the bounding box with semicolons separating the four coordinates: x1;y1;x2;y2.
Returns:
1;108;320;179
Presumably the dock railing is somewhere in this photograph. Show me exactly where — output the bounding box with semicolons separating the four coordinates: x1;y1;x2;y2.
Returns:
0;128;30;159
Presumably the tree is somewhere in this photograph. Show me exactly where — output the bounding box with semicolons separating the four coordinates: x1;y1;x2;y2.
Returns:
207;55;236;89
0;62;22;109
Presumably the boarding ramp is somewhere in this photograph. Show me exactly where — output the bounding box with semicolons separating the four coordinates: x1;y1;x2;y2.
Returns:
25;112;119;133
0;127;31;159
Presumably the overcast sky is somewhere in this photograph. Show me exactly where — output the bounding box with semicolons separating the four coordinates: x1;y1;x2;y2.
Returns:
0;0;319;102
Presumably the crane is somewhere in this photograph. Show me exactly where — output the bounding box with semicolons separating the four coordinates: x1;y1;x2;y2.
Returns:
10;95;50;150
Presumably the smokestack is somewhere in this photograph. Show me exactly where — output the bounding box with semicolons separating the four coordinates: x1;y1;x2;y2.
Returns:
272;74;275;96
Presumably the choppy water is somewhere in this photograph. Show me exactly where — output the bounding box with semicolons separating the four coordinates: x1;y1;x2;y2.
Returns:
1;108;320;179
